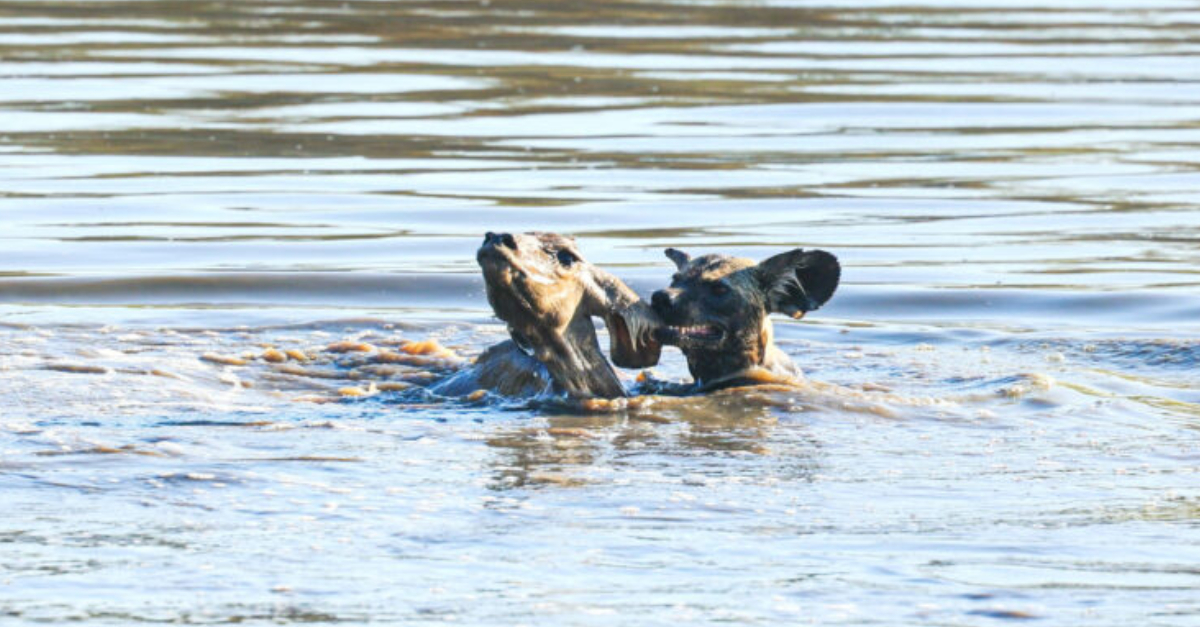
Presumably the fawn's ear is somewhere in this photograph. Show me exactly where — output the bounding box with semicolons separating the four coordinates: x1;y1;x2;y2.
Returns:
755;249;840;318
664;248;691;270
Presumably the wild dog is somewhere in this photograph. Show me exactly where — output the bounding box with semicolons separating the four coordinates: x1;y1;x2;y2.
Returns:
650;247;840;390
433;232;660;399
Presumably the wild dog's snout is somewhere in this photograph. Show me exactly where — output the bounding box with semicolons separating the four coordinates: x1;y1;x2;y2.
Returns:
651;289;676;316
483;231;518;250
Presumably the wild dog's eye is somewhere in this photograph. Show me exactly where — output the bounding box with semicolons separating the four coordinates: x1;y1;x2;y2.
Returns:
708;282;729;296
555;249;578;267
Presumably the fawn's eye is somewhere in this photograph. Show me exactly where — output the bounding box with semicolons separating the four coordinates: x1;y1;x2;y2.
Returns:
555;249;578;267
709;282;729;296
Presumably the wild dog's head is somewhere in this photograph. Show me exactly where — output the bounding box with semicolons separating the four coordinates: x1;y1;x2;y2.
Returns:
476;231;660;398
651;247;840;385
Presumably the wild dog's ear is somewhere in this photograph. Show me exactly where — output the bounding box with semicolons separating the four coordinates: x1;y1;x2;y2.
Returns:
756;249;840;318
664;248;691;270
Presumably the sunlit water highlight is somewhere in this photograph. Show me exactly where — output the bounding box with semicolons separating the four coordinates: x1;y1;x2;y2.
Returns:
1;0;1198;624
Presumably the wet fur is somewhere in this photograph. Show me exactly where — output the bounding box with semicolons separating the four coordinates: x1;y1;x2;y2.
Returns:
652;248;840;389
436;232;660;400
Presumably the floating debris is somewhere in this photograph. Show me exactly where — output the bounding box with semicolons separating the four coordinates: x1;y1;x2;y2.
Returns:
326;341;375;354
200;353;248;366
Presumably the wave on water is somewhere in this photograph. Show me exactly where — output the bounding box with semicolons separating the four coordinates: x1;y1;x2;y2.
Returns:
4;273;1200;331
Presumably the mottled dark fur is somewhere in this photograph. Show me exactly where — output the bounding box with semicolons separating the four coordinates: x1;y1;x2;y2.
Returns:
651;247;840;389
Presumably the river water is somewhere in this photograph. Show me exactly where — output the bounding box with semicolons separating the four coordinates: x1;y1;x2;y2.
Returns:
2;0;1199;624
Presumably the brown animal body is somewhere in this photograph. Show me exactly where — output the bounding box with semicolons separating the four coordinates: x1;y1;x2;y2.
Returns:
433;232;660;400
651;247;840;390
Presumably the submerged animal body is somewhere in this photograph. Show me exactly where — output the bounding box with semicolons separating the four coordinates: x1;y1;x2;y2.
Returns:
232;238;834;404
651;247;841;390
196;240;849;407
433;232;661;400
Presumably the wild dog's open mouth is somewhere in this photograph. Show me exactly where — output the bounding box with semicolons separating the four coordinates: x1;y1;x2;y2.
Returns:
653;324;724;345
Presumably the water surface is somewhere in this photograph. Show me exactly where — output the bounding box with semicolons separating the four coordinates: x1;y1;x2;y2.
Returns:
2;0;1198;624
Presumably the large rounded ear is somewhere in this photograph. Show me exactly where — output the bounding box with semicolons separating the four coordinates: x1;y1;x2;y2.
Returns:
664;248;691;270
756;249;840;318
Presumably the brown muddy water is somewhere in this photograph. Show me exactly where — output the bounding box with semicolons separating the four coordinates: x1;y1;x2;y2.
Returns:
2;0;1200;624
